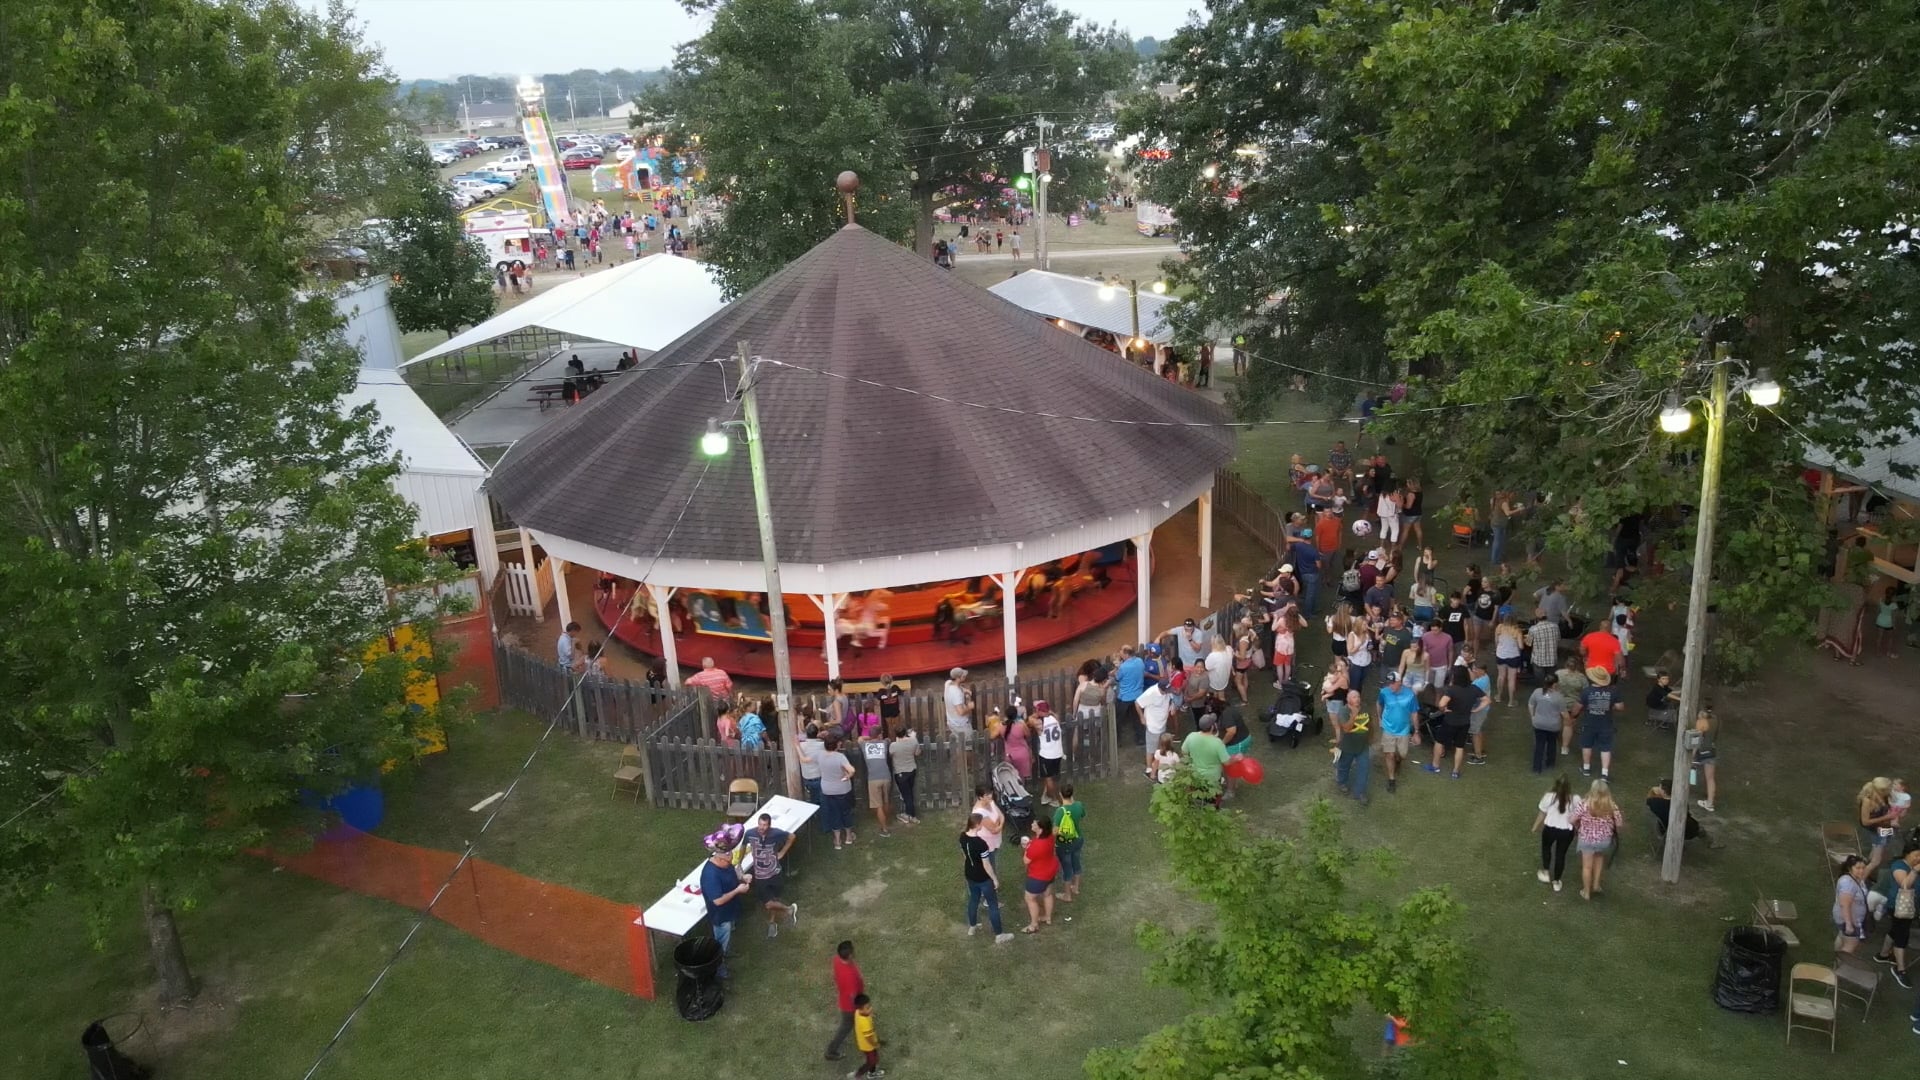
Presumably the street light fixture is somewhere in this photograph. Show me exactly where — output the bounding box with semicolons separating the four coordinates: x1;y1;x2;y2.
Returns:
1654;343;1780;883
1151;280;1168;295
1658;393;1693;433
700;417;730;457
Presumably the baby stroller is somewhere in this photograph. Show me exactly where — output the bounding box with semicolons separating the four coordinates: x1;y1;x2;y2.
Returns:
1266;677;1321;748
992;761;1035;842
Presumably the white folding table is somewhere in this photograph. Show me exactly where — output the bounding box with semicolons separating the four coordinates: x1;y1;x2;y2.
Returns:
638;795;820;971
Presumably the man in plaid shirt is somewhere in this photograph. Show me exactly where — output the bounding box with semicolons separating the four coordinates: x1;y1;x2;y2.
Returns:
1526;614;1561;688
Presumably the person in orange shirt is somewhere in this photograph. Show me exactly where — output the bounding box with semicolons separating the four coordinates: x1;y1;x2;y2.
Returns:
1314;505;1343;559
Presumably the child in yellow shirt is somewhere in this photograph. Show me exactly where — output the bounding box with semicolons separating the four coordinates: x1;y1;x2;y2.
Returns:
850;994;883;1078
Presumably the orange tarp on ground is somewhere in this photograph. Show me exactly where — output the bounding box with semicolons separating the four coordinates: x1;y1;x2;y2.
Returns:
265;829;652;999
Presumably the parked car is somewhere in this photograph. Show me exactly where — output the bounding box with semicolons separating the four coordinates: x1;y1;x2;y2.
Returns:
486;155;531;175
467;170;516;186
430;150;457;166
475;137;503;151
561;149;602;170
451;176;506;196
451;139;482;156
494;134;526;148
447;189;475;209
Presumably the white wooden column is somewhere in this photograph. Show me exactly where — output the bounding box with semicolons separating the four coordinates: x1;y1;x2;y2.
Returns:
811;593;844;681
471;493;501;590
995;571;1020;682
1133;530;1154;646
518;528;542;623
550;555;573;628
647;583;680;688
1198;491;1215;609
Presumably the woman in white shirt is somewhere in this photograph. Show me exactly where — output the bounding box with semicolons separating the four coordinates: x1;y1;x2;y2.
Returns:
1376;484;1402;546
1531;775;1582;893
971;783;1005;863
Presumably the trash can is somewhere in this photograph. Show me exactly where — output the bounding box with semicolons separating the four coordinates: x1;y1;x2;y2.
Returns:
1712;926;1787;1013
81;1017;153;1080
673;935;726;1021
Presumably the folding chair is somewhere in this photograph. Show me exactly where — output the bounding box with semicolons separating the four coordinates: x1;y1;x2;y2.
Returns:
725;777;761;822
1820;822;1861;880
611;744;644;804
1756;888;1799;924
1751;905;1800;948
1786;963;1838;1050
1832;952;1881;1020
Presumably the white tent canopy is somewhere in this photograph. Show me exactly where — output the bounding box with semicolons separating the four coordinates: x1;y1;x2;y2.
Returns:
402;254;728;367
346;369;499;589
988;268;1180;345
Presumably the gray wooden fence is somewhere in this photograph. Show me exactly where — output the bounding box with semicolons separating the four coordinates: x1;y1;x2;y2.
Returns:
1214;467;1289;559
492;637;694;742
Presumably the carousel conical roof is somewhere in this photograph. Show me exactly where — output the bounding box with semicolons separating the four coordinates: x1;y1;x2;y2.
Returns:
488;225;1235;566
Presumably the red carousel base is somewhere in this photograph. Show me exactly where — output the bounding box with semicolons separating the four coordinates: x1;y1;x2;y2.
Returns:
594;561;1139;682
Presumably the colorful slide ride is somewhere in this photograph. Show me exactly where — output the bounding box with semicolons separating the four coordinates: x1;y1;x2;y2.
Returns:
520;109;572;227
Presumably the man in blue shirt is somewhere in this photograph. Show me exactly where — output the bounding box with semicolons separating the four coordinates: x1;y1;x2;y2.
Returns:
699;845;752;977
1376;671;1419;794
1287;539;1323;616
1114;645;1146;747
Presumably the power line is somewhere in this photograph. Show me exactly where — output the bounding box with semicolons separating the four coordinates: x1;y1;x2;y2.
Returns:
297;394;741;1080
753;357;1526;428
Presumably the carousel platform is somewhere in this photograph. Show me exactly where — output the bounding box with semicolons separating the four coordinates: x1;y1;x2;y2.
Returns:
593;559;1139;682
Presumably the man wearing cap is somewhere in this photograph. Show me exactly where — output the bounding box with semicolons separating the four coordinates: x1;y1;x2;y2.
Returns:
1334;690;1374;805
1286;533;1323;617
1174;617;1210;668
1376;669;1419;794
1572;665;1625;780
1142;642;1167;692
699;841;752;977
1114;646;1146;747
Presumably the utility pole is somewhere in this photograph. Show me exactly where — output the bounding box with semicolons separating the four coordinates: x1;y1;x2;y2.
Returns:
1035;117;1050;270
736;341;803;799
1662;348;1727;882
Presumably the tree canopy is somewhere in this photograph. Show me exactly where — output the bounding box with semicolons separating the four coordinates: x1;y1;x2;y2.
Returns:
645;0;1136;289
380;148;498;340
0;0;456;1001
1088;775;1518;1080
1129;0;1920;674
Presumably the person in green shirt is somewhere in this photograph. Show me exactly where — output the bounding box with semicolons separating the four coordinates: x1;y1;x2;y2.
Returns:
1181;716;1232;800
1052;784;1086;902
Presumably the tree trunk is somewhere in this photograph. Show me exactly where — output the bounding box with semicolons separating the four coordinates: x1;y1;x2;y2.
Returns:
913;186;935;256
141;884;197;1005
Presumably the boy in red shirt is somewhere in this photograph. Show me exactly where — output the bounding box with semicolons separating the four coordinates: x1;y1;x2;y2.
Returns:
825;939;864;1062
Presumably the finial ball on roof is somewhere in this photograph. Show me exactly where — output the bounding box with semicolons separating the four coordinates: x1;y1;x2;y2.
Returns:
835;171;861;194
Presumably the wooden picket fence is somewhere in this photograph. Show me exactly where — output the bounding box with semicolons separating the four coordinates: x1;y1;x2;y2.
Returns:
492;637;695;743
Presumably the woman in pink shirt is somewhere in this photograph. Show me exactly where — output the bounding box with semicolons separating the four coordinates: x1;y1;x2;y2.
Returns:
1567;780;1624;900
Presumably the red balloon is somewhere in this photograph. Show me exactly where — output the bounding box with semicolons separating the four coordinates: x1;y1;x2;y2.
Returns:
1232;757;1266;785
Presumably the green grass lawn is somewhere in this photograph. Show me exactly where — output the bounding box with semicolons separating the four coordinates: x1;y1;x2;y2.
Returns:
7;372;1911;1079
8;656;1913;1080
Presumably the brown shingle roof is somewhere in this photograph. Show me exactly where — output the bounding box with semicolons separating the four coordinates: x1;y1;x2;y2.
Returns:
488;226;1236;566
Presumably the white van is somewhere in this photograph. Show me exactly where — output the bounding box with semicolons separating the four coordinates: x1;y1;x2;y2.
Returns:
465;209;537;273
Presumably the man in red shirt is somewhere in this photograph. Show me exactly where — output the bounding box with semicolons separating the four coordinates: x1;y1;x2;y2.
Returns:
1580;627;1622;678
825;939;864;1062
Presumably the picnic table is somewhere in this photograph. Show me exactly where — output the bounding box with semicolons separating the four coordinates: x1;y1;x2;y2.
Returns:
637;794;818;969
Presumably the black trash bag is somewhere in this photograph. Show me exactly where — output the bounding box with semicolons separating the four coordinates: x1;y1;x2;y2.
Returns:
82;1019;153;1080
1712;926;1786;1013
673;935;726;1022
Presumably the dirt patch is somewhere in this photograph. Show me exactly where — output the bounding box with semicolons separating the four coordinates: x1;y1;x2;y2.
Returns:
127;983;242;1060
840;873;890;908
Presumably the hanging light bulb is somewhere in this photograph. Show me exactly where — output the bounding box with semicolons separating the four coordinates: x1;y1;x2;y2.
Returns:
1745;368;1782;407
700;418;730;456
1658;393;1693;434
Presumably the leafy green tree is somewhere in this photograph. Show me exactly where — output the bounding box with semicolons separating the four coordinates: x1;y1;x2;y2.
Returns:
0;0;455;1002
1089;774;1518;1080
825;0;1138;253
639;0;917;295
381;149;497;341
1120;0;1394;419
1291;0;1920;673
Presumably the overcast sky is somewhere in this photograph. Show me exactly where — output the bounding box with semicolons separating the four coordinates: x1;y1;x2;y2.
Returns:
328;0;1200;80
